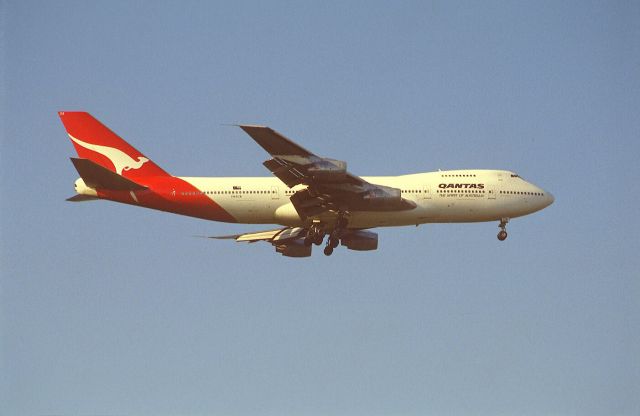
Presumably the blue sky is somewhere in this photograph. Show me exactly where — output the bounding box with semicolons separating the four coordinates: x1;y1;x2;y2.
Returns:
2;1;639;415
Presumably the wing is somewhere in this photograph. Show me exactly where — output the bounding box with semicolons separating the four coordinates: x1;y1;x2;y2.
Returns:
238;125;416;219
205;226;379;257
208;227;305;243
206;227;312;257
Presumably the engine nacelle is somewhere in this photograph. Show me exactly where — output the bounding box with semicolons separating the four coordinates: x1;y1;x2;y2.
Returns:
341;230;378;251
275;239;312;257
307;158;347;181
361;185;402;208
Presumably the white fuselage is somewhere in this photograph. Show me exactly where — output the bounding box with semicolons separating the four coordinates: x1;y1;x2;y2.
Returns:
178;169;554;228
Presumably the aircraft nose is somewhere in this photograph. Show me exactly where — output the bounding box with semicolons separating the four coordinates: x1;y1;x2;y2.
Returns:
545;191;554;206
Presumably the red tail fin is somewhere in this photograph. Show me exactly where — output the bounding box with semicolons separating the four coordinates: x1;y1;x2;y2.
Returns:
58;111;170;178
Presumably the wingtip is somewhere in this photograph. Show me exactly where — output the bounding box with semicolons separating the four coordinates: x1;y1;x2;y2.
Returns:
220;123;269;130
193;234;239;240
238;124;270;129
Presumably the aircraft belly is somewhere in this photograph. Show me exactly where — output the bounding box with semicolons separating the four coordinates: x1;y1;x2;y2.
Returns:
423;195;539;222
411;198;504;223
347;208;425;228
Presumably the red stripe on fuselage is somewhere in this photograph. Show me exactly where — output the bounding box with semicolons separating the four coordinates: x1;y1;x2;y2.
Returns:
96;176;237;223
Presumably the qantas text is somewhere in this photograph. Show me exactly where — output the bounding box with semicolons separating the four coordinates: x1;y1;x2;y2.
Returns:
438;183;485;189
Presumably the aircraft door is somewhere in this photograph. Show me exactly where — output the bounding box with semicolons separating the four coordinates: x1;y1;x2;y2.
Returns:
487;185;496;200
271;185;279;200
421;185;432;200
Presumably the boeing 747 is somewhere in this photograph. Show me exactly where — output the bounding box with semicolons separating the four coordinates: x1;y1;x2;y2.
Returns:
61;112;554;257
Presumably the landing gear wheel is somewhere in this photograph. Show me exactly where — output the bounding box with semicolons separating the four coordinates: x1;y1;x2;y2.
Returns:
307;225;325;246
497;217;509;241
326;213;348;252
303;233;313;247
323;245;334;256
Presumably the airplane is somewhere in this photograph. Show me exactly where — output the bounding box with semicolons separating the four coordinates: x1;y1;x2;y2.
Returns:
60;111;554;257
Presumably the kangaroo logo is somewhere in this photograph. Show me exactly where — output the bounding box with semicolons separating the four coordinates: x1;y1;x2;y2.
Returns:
69;134;149;175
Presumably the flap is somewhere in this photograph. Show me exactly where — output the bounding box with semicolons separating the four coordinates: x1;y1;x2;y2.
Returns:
209;227;306;243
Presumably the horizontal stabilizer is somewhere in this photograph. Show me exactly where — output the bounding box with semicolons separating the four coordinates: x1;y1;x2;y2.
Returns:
70;158;148;191
66;194;100;202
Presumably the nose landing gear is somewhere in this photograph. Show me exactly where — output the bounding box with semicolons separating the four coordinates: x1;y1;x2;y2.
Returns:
497;218;509;241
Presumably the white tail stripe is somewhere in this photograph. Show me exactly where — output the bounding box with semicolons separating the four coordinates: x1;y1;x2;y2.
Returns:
68;133;149;175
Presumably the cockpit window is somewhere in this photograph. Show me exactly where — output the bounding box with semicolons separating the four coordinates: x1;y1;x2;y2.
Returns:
511;174;520;178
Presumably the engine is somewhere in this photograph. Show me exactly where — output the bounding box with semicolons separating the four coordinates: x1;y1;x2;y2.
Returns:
275;239;312;257
306;158;347;182
341;230;378;251
361;185;402;209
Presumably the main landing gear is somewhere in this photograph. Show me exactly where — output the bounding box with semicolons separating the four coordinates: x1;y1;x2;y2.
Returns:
323;215;348;256
304;214;349;256
323;229;341;256
324;216;349;256
303;224;324;247
497;217;509;241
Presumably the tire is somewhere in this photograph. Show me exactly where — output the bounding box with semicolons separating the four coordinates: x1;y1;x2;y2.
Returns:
497;230;508;241
323;245;333;256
